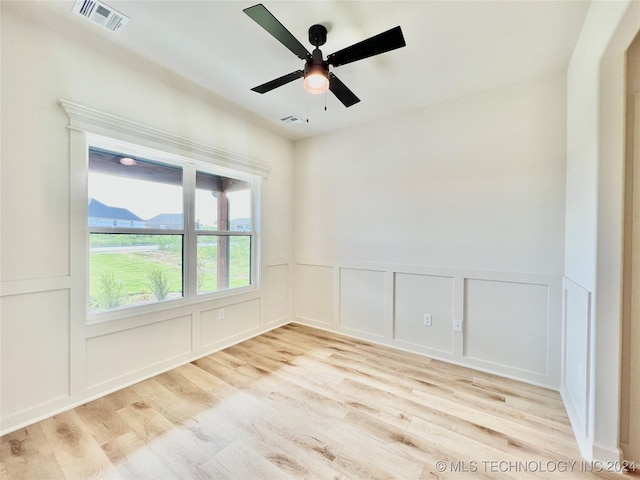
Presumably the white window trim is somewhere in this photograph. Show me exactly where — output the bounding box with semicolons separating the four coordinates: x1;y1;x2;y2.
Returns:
59;99;271;178
61;99;268;324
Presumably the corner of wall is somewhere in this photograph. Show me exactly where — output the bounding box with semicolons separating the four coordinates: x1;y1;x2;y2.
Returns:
563;0;638;463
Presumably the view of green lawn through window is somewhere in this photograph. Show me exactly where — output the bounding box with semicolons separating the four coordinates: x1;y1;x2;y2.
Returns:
197;236;251;294
89;234;183;311
88;146;255;315
89;234;251;312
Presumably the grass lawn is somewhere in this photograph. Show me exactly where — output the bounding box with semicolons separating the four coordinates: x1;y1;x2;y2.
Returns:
198;237;251;293
90;236;251;313
90;251;182;297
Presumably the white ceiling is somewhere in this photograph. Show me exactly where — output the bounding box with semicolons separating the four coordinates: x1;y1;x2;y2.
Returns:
15;0;590;141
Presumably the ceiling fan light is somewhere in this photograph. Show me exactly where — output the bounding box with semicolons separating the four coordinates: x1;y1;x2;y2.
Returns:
303;72;329;94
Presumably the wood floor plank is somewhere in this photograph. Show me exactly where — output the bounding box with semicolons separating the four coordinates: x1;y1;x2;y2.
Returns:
128;377;238;457
115;401;216;479
204;390;346;479
409;385;583;460
214;439;296;480
100;431;176;480
0;424;66;480
75;395;138;447
38;410;120;480
1;324;630;479
238;338;410;431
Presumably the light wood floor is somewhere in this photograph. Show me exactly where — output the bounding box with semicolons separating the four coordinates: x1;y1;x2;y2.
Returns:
0;324;632;479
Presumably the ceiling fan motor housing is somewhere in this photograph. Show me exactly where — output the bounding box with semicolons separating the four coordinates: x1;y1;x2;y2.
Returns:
305;47;328;78
308;24;327;47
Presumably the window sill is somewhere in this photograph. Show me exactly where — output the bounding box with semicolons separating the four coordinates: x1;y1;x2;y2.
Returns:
86;285;258;326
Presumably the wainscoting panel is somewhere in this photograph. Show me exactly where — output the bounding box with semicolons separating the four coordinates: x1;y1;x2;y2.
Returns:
0;290;71;417
264;264;289;325
295;264;334;325
86;315;192;388
561;277;591;444
295;261;560;388
394;273;454;353
464;279;549;376
339;268;386;337
200;298;261;348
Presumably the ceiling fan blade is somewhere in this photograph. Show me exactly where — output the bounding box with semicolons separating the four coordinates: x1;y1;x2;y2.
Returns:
327;26;406;68
329;73;360;108
251;70;304;94
243;4;310;61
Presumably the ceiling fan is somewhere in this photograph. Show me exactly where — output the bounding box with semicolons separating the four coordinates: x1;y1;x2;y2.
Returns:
243;3;406;108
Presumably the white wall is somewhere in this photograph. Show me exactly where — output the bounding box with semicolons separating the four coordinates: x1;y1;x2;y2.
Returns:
0;4;294;434
562;0;639;462
293;73;567;388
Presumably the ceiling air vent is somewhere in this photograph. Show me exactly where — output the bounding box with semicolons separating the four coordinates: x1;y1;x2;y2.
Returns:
72;0;129;34
280;114;305;124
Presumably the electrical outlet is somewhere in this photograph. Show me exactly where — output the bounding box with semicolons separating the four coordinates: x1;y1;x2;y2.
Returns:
453;319;463;332
218;308;225;320
423;313;432;326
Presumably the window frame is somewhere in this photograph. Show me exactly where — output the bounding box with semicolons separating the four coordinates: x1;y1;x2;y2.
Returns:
85;134;262;322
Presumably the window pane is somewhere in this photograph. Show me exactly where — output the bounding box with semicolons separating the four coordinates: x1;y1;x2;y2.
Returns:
89;234;183;314
229;189;252;232
195;171;251;231
197;235;251;294
88;148;183;230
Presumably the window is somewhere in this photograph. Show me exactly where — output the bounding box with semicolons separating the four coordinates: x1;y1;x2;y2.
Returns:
195;171;252;294
88;144;258;316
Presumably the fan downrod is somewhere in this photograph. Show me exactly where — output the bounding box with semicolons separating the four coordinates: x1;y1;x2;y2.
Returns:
308;24;327;47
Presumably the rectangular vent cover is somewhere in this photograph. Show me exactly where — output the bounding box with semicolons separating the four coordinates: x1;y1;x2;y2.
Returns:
280;114;305;124
72;0;129;34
